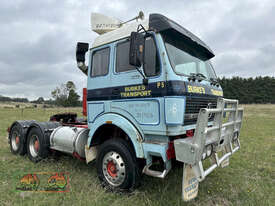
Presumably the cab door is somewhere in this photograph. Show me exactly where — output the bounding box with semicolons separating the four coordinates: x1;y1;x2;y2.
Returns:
110;34;165;134
87;45;112;124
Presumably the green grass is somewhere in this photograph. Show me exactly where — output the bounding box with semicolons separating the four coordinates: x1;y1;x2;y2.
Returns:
0;105;274;206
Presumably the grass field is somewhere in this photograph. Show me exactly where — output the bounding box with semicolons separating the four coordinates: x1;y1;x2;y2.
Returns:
0;105;274;206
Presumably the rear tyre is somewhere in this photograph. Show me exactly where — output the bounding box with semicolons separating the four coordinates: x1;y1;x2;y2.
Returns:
96;138;140;191
26;127;48;163
9;124;26;155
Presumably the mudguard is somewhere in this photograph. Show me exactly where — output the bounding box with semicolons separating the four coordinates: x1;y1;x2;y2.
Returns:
9;120;37;143
88;113;144;158
26;122;61;147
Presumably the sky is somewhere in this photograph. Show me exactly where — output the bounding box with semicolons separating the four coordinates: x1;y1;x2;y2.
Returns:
0;0;274;100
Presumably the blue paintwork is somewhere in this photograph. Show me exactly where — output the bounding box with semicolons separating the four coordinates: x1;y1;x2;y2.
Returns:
86;32;222;163
87;113;144;158
142;142;171;170
142;142;168;163
164;96;186;125
88;102;105;123
111;99;160;126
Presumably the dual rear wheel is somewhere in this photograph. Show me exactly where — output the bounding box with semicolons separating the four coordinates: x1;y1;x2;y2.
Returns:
9;126;48;163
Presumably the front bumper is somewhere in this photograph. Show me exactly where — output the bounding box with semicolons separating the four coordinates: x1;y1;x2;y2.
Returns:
174;98;244;201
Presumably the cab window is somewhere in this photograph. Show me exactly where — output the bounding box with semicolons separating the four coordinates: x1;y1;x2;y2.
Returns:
116;41;135;73
144;36;160;77
90;47;110;77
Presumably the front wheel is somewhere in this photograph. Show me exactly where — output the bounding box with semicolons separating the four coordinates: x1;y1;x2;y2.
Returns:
96;139;140;191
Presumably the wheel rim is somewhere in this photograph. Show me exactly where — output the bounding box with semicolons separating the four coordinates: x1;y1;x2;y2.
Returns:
11;131;20;151
29;135;39;158
102;151;126;187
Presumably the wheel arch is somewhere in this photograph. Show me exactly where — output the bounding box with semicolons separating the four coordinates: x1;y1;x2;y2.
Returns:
88;113;144;158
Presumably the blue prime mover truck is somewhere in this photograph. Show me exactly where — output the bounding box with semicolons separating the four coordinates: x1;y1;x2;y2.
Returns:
8;13;243;201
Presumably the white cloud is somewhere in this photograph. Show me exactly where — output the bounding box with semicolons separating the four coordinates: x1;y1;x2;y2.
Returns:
0;0;274;100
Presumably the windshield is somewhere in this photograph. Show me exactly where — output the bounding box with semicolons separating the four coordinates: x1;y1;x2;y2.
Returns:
162;34;217;80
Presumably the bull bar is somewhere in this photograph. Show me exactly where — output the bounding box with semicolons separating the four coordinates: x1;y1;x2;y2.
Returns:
174;98;244;201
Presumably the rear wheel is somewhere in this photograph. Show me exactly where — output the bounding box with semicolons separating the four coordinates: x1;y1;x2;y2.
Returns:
96;138;140;191
26;127;48;163
9;124;26;155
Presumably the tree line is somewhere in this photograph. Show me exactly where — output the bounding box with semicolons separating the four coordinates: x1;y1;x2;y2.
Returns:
0;81;82;107
0;96;29;103
218;76;275;104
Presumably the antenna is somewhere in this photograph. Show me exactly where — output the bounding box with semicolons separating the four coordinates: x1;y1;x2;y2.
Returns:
120;11;144;26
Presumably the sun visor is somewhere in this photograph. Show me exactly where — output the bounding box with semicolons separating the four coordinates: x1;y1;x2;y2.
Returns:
149;14;215;61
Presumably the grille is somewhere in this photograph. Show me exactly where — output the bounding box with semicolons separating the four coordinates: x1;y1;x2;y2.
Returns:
184;96;218;125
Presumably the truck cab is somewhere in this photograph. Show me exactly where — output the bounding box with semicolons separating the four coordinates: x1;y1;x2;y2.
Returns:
86;15;223;137
78;14;222;158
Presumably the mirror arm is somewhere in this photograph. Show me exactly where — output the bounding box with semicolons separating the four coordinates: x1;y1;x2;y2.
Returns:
77;62;88;75
135;67;148;85
137;24;148;34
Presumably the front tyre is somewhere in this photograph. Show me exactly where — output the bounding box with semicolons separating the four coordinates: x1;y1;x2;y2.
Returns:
96;139;140;191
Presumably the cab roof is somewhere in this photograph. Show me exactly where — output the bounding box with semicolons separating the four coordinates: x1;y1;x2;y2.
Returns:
91;13;214;60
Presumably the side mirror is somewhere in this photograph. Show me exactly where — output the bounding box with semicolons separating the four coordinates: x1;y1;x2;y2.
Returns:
76;42;89;75
76;42;89;63
129;32;145;67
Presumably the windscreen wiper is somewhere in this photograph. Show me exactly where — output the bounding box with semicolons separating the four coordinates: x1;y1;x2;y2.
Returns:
195;73;206;81
188;73;197;82
210;77;220;87
189;73;206;82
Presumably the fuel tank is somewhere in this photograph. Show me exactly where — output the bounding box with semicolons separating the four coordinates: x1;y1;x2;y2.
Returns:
50;126;89;158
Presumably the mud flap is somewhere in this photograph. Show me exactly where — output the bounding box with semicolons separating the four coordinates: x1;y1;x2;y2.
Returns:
182;164;199;201
85;145;97;163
